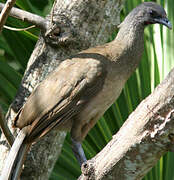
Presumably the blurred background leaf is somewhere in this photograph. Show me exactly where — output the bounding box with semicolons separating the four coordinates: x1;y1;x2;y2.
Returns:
0;0;173;179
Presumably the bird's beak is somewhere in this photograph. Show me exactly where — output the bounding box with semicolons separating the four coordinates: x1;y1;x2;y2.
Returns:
154;17;172;29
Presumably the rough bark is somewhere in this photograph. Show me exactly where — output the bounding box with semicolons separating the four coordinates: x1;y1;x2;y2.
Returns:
78;67;174;180
0;0;124;179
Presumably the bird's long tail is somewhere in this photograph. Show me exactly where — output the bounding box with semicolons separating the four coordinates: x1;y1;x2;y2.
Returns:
1;128;31;180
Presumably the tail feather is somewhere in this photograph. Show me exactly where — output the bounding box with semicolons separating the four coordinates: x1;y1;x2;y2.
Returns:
1;128;30;180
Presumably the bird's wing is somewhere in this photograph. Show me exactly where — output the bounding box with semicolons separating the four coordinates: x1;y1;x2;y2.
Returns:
14;55;107;142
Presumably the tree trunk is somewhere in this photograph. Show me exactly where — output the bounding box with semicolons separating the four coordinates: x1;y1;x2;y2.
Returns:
0;0;124;179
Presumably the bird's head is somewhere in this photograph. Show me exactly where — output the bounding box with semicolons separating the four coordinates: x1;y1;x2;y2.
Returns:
140;2;172;29
119;2;172;30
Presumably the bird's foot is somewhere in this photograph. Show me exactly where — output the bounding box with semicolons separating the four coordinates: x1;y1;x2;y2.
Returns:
71;138;87;166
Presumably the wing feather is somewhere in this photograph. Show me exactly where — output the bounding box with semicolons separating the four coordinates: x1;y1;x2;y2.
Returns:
14;55;108;142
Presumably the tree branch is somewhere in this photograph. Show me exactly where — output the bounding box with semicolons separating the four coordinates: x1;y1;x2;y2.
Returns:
79;67;174;180
0;2;48;31
0;0;16;33
0;2;71;41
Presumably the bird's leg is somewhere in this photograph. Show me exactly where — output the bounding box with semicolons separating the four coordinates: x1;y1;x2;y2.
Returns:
71;138;87;166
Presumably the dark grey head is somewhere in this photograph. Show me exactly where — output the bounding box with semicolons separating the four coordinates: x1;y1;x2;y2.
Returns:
120;2;172;29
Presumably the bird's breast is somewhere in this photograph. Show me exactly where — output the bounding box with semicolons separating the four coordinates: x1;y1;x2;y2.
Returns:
78;70;126;125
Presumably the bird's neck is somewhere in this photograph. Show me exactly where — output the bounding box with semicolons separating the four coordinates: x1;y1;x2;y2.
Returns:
111;22;145;79
116;21;144;46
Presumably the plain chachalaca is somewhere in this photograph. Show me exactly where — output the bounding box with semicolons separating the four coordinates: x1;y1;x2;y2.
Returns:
1;2;172;180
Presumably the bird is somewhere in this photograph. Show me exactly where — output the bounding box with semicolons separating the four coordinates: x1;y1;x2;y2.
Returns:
1;2;172;180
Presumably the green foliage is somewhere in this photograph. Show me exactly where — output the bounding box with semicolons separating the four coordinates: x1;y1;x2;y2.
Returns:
0;0;173;179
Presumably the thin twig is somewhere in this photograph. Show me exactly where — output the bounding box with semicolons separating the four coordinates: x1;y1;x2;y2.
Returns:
0;0;16;33
0;2;48;31
4;24;36;31
0;106;14;146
